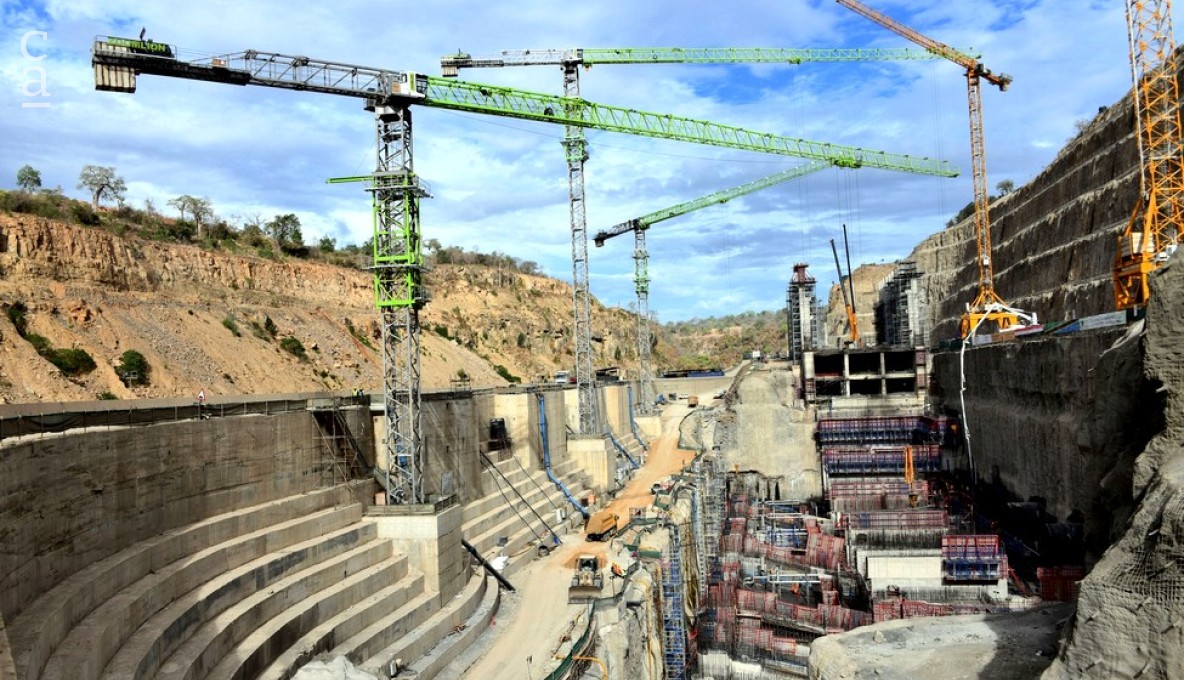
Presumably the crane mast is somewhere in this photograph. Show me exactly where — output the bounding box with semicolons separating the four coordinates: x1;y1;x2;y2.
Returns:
93;38;955;502
594;160;835;414
835;0;1035;338
1115;0;1184;309
444;44;956;426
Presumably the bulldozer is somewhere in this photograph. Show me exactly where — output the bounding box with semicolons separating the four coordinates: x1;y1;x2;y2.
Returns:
568;553;604;603
585;510;619;542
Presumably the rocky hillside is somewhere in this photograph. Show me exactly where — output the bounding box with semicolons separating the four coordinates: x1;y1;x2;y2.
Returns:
0;213;652;403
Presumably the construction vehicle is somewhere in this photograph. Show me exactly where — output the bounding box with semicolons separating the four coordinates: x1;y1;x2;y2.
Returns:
585;510;619;542
830;226;859;346
568;554;604;603
442;45;959;434
1114;0;1184;310
687;395;699;408
836;0;1037;338
594;160;835;415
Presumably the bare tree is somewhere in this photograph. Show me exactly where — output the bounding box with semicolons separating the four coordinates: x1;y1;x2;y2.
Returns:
77;165;126;208
168;194;214;239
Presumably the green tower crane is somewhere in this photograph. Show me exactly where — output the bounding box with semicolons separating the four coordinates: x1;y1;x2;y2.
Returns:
442;45;961;432
92;38;956;504
593;160;836;413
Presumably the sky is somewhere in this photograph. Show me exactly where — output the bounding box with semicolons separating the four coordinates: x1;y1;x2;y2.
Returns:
0;0;1149;322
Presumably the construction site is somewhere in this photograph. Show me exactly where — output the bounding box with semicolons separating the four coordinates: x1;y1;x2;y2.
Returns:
3;2;1184;680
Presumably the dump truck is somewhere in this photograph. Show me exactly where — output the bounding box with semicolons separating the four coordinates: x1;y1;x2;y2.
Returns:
585;510;619;541
568;553;604;603
687;395;699;407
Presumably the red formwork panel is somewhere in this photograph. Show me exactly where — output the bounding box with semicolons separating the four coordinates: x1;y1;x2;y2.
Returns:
845;509;948;530
1037;566;1085;601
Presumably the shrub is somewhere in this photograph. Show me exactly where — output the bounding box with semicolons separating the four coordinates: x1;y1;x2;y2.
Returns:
116;350;150;384
344;318;375;350
69;202;100;226
5;302;28;337
96;391;118;400
47;348;96;376
222;317;241;337
434;325;450;339
249;321;271;341
494;364;520;383
280;336;308;361
516;331;527;348
263;316;278;338
24;332;51;355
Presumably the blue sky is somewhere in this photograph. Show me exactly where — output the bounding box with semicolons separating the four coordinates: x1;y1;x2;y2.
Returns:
1;0;1146;321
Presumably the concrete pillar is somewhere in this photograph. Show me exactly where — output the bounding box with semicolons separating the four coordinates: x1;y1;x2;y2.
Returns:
373;503;466;603
842;352;851;397
635;414;660;440
568;434;614;493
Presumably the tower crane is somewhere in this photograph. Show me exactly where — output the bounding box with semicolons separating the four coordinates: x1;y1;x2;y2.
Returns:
92;38;955;504
593;159;836;414
442;45;954;432
1115;0;1184;309
830;225;860;346
835;0;1037;338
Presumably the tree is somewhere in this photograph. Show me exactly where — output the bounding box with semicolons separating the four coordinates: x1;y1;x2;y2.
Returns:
995;179;1015;196
16;164;41;192
168;194;214;239
77;165;126;208
317;236;336;252
116;350;151;385
265;213;303;250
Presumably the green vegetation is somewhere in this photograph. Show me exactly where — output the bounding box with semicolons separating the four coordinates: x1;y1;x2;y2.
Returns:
433;325;451;340
4;302;96;376
248;320;271;341
494;364;520;383
263;316;278;338
96;391;119;400
222;317;241;337
77;165;126;208
5;302;28;336
116;350;150;385
16;164;41;191
344;318;375;350
516;331;527;348
280;336;308;361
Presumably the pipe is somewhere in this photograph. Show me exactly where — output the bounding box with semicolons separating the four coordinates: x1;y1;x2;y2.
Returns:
608;431;640;469
554;654;608;679
461;538;515;592
538;393;590;519
627;385;649;449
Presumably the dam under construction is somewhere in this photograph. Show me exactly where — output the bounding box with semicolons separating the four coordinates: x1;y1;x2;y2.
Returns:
5;4;1184;680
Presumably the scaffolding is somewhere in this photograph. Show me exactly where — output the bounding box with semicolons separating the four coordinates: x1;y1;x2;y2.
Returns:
875;260;928;347
787;263;818;362
310;399;370;489
662;522;687;680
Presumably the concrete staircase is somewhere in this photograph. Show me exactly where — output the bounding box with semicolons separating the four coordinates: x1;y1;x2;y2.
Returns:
4;483;457;680
462;458;591;575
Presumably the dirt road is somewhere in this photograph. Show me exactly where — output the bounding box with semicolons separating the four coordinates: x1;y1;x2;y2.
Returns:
456;404;696;679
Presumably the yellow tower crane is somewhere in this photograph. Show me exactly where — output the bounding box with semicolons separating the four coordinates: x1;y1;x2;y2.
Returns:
836;0;1037;337
1115;0;1184;309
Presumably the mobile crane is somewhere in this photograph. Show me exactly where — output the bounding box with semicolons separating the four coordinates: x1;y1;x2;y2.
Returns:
836;0;1037;338
594;160;836;413
442;45;956;433
830;225;860;346
1115;0;1184;309
93;38;955;503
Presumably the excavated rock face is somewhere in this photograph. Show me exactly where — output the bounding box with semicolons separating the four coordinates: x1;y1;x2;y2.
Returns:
1042;255;1184;680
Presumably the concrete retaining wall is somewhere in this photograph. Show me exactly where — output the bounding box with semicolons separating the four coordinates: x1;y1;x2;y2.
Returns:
0;407;371;624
